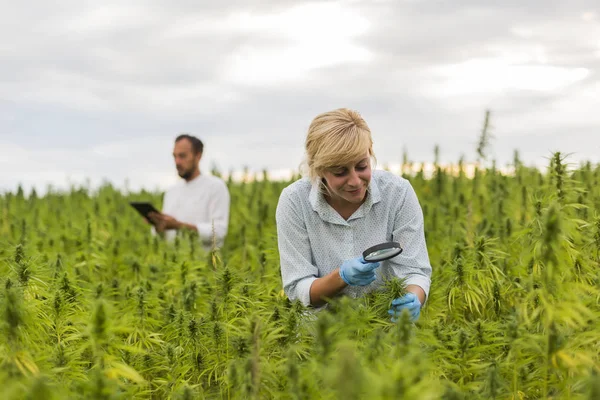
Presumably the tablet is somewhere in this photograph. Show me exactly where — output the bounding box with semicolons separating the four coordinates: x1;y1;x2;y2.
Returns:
129;202;160;222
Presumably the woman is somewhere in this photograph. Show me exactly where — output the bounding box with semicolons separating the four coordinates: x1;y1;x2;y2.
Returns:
275;108;432;321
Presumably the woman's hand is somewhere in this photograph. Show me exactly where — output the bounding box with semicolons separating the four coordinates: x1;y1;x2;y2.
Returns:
388;292;421;322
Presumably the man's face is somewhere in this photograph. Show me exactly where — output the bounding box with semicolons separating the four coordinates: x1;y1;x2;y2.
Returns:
173;139;201;180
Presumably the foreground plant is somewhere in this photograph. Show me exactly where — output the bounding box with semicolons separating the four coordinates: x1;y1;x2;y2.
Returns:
0;153;599;399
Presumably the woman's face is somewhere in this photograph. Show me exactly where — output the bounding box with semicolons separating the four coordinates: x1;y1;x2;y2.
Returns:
321;153;371;205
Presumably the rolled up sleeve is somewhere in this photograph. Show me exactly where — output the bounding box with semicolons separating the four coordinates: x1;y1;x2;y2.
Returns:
275;188;318;307
389;183;432;303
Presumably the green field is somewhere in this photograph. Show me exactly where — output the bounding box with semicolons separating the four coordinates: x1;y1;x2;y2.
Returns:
1;153;599;399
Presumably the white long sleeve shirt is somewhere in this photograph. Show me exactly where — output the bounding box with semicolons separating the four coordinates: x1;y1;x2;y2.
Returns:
161;173;230;250
275;169;432;307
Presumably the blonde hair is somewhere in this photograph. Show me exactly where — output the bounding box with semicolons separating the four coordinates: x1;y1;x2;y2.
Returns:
302;108;376;183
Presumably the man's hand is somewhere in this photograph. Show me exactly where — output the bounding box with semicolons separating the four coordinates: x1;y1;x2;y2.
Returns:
148;212;181;233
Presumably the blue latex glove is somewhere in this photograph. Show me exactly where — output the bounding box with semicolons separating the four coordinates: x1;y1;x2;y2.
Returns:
388;292;421;322
339;256;381;286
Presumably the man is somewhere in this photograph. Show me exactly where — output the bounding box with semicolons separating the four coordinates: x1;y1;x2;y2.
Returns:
148;134;230;251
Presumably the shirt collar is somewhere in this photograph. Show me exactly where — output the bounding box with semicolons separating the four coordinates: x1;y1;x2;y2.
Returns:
308;175;381;225
183;173;204;185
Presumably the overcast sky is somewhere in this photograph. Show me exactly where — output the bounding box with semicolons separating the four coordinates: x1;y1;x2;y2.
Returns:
1;0;599;193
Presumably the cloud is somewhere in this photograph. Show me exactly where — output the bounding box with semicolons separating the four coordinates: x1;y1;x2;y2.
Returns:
1;0;599;193
218;3;373;86
0;136;183;195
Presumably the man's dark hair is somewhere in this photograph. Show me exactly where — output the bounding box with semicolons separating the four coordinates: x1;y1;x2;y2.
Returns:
175;134;204;154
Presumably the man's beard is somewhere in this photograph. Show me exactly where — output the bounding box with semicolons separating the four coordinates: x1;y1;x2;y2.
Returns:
179;168;194;180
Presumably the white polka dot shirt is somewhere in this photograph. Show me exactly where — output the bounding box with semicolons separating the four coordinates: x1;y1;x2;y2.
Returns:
275;169;432;307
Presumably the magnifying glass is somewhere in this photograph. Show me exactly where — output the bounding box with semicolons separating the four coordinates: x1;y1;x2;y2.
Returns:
362;241;403;262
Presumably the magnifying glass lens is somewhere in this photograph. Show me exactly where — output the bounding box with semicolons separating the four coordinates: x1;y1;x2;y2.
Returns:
362;241;403;262
370;249;396;258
